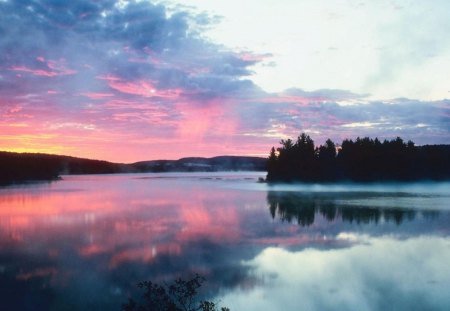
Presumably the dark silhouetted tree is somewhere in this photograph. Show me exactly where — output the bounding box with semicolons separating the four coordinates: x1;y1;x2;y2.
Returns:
316;138;337;180
122;274;230;311
267;147;278;180
266;133;450;182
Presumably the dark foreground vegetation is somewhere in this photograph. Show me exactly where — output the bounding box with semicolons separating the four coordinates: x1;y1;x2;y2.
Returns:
267;133;450;182
123;274;230;311
0;151;266;185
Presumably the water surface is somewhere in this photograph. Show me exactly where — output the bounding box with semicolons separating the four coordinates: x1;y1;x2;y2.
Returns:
1;173;449;310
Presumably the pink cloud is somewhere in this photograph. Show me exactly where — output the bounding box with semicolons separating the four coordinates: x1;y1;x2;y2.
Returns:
10;66;61;77
108;79;183;99
96;74;121;82
176;99;237;141
238;52;272;62
6;105;23;114
10;59;77;77
103;99;148;110
81;92;115;100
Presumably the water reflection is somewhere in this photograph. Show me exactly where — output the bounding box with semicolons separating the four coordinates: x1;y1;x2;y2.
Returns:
0;174;449;310
0;174;265;310
221;235;450;311
267;192;439;226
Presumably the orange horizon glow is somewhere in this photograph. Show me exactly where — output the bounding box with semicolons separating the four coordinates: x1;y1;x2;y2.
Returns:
0;106;273;162
0;144;270;163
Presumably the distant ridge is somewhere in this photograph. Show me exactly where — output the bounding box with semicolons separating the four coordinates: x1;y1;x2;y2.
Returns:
0;151;123;185
131;156;267;172
0;151;267;185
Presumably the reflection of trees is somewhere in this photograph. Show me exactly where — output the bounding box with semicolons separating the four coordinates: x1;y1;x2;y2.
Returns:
383;209;415;225
267;192;433;226
269;193;316;226
341;207;381;224
422;210;440;220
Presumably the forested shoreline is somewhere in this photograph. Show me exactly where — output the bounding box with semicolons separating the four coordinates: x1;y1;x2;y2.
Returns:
0;152;266;185
267;133;450;182
0;152;122;185
2;135;449;186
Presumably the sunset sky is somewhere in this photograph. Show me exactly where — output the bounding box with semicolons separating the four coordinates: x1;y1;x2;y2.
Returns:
1;0;449;162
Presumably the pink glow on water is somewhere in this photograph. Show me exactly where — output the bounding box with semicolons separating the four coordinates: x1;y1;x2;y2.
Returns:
0;174;268;269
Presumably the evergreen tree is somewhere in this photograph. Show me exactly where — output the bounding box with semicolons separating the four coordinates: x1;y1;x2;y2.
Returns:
266;133;450;182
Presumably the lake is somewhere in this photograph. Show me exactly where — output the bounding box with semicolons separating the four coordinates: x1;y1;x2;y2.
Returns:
1;172;450;311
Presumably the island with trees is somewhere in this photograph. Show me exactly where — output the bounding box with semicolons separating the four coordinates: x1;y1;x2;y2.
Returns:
267;133;450;182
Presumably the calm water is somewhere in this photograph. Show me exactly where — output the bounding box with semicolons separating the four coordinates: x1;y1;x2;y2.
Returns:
1;172;450;311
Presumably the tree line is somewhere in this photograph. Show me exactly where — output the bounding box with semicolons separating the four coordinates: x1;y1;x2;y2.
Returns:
0;151;122;185
267;133;450;182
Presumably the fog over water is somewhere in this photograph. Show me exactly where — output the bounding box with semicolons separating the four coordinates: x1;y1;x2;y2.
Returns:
0;173;449;310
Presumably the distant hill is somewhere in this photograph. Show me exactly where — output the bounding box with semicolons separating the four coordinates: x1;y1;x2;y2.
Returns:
0;151;125;185
131;156;267;172
0;151;267;185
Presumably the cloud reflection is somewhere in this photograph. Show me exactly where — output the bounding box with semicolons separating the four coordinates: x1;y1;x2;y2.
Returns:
221;235;450;311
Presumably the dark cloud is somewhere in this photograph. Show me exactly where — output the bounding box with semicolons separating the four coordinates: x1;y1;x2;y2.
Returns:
282;88;367;101
209;55;257;76
0;0;259;103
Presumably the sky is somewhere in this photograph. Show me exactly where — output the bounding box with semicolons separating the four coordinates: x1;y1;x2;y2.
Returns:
0;0;449;162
